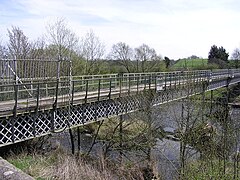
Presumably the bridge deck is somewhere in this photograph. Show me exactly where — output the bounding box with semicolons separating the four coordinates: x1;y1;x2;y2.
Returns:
1;67;240;147
0;84;152;117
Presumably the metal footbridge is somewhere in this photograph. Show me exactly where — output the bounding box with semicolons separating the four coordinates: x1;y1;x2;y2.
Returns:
0;59;240;147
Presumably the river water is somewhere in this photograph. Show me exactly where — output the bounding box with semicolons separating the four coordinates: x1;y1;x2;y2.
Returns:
49;100;240;180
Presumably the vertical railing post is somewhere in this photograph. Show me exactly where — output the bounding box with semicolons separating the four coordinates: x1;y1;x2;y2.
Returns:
30;80;34;96
45;84;48;97
85;80;88;104
178;72;181;86
11;57;18;143
14;57;18;85
154;74;157;92
98;79;101;101
164;73;167;90
137;76;139;94
109;78;112;99
33;83;40;137
51;59;61;132
71;81;75;105
128;75;131;95
148;74;152;90
144;75;147;89
11;83;18;143
174;72;177;88
119;73;122;97
51;81;59;132
169;73;172;89
180;71;183;97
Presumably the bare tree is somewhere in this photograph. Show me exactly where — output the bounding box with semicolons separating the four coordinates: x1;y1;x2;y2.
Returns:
80;30;105;74
46;18;78;60
134;44;157;72
109;42;134;73
0;39;8;58
7;26;31;59
30;37;47;59
231;48;240;68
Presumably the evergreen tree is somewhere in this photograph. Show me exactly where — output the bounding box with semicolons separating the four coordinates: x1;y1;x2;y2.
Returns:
208;45;229;62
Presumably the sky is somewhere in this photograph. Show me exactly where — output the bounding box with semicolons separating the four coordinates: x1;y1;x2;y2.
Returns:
1;0;240;59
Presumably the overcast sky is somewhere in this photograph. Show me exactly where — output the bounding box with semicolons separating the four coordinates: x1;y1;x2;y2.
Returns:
1;0;240;59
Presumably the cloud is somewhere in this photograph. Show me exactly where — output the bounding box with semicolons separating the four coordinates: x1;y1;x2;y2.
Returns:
1;0;240;59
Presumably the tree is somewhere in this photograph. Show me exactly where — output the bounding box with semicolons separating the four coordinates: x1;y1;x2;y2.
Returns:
164;56;171;69
0;40;8;58
109;42;134;73
80;30;105;74
208;45;229;62
134;44;157;72
231;48;240;68
188;55;200;59
46;18;78;60
29;37;47;59
7;26;31;59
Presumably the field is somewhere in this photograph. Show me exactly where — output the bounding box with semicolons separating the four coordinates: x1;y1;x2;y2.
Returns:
172;58;208;70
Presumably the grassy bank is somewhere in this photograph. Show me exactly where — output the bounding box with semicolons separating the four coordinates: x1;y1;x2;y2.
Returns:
6;148;145;180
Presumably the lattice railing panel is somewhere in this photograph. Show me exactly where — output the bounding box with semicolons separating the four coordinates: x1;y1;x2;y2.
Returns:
95;102;107;119
14;115;34;141
70;106;84;126
35;113;51;135
106;100;118;117
83;104;96;123
117;99;126;114
0;119;12;144
54;108;68;130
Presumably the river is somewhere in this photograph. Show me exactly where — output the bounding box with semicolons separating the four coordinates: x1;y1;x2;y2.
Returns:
49;100;240;180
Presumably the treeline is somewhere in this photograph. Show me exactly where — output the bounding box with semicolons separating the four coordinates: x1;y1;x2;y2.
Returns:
1;18;239;76
0;18;170;75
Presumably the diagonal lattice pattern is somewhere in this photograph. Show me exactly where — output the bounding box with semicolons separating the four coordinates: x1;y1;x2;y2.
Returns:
0;118;12;144
35;112;52;135
14;115;34;141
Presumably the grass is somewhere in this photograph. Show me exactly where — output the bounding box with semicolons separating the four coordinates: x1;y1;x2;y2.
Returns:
172;58;208;70
5;117;159;179
191;87;226;100
7;150;59;179
185;160;237;180
6;148;145;180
